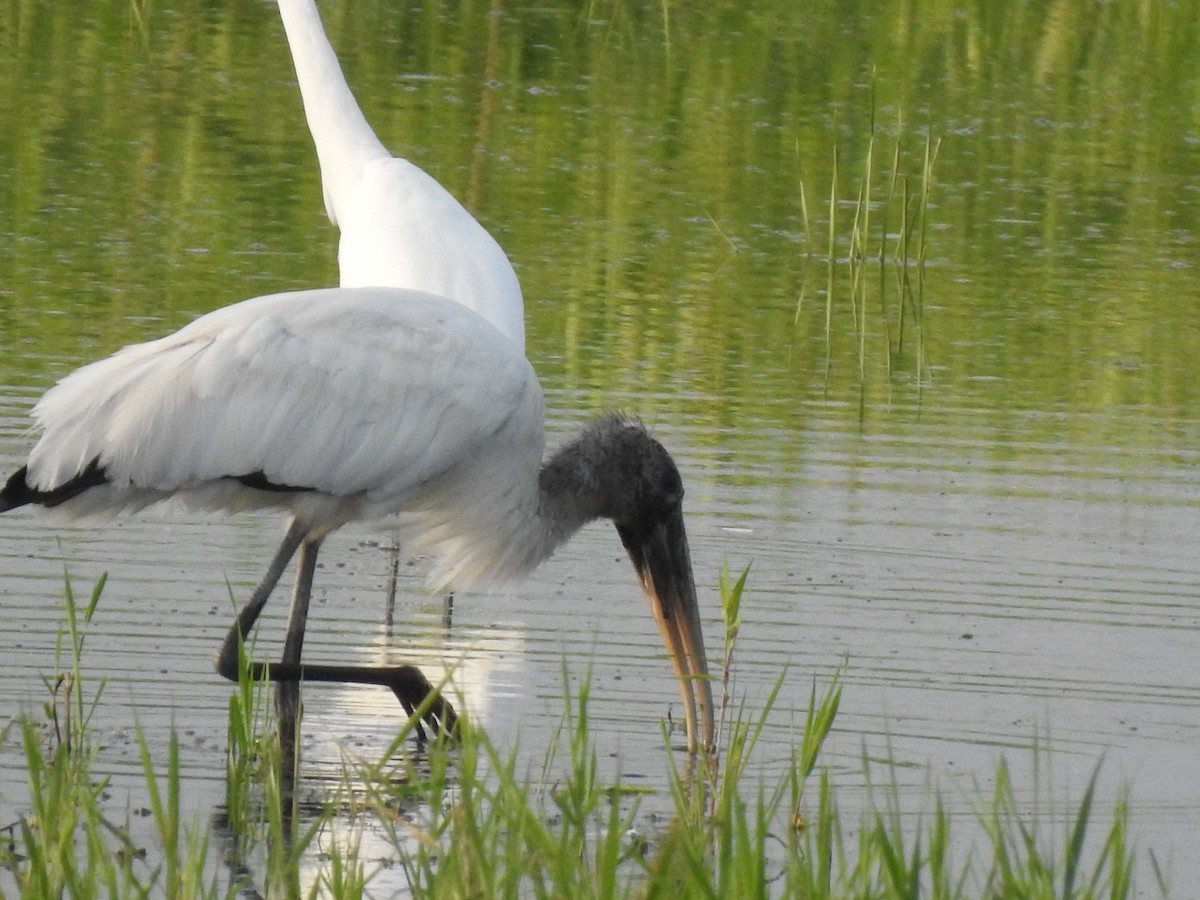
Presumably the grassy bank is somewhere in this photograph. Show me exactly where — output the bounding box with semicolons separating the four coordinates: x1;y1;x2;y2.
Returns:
0;571;1160;898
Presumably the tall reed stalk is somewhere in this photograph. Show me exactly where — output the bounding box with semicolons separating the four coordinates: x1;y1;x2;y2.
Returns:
797;92;941;386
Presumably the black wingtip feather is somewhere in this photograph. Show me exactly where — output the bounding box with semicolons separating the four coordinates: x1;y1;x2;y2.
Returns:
234;471;315;493
0;458;108;512
0;466;33;512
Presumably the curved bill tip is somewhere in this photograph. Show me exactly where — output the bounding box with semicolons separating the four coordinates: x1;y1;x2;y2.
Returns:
618;508;715;753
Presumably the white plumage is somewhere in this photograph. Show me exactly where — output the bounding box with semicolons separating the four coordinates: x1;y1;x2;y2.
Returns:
277;0;525;349
27;288;546;590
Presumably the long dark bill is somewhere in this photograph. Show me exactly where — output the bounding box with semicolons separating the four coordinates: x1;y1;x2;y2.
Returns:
619;508;715;753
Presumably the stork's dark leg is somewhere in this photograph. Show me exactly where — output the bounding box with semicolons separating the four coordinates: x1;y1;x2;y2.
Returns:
214;519;458;743
275;536;322;789
281;536;322;664
215;519;308;680
276;536;322;723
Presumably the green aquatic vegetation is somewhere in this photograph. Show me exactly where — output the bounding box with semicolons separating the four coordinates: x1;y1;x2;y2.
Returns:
0;570;1162;898
1;573;219;897
44;570;106;755
796;89;941;387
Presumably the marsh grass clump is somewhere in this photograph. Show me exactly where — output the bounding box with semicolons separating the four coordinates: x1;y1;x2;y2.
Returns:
0;568;1161;898
374;567;1150;899
796;88;942;386
0;573;219;898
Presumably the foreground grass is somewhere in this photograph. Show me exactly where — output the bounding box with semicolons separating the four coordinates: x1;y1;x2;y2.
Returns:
0;571;1162;898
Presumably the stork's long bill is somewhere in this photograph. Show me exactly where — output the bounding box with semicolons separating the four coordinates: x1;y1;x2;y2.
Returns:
618;508;715;753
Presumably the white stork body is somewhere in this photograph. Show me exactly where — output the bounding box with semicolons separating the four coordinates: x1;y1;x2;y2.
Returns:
276;0;525;350
26;288;546;589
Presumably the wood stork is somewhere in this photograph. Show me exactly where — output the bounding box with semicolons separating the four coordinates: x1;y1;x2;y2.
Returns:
277;0;525;349
270;0;523;736
0;286;715;752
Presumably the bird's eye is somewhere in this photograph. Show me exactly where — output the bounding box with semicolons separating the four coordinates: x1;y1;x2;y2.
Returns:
662;469;683;503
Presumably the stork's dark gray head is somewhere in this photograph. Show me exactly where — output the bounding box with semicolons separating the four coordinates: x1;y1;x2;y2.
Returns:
540;414;713;752
578;415;684;531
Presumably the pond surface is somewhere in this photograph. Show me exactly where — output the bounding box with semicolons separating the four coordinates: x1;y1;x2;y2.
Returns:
3;0;1200;893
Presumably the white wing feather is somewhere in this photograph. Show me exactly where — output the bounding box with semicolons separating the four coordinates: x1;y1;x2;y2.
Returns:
26;287;545;588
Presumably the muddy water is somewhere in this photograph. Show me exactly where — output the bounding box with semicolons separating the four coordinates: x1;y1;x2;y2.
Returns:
3;0;1200;893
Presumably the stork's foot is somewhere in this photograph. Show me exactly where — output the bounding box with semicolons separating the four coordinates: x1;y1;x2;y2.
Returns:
379;665;459;741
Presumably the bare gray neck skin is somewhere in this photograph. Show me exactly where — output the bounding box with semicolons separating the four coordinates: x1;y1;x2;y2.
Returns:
534;435;611;555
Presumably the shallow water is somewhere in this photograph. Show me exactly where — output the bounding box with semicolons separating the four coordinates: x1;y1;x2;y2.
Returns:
3;0;1200;893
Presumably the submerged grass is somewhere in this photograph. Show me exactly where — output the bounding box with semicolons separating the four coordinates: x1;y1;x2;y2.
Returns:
0;570;1163;898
